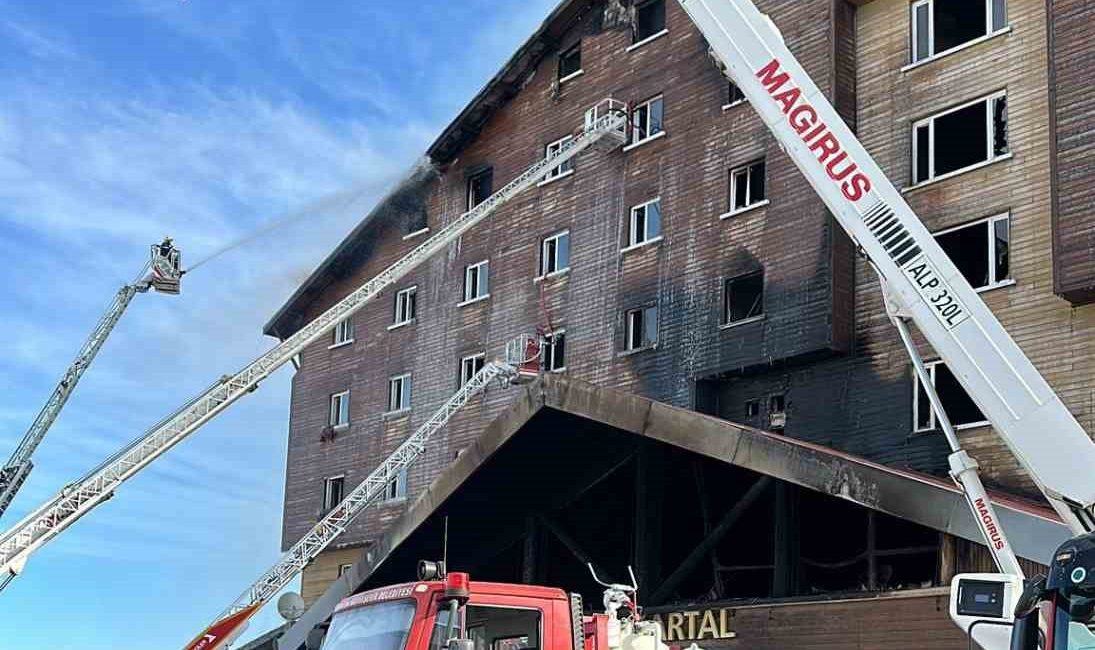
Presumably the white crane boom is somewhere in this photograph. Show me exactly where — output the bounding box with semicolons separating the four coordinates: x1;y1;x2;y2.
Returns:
184;360;519;650
0;240;182;521
0;101;627;589
676;0;1095;536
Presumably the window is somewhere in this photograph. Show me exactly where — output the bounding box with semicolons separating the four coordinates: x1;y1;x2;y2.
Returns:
463;260;490;303
745;399;761;417
630;96;665;145
323;476;345;514
542;330;566;372
387;374;412;413
333;318;353;346
544;136;575;181
540;231;571;277
726;81;746;107
559;42;582;81
382;468;407;502
467;168;493;210
625;306;659;351
635;0;667;42
724;272;764;325
392;286;417;326
460;353;486;386
728;161;767;214
911;0;1007;64
406;208;428;237
329;391;350;428
914;361;988;432
913;92;1008;185
934;214;1010;290
627;199;662;248
338;563;354;578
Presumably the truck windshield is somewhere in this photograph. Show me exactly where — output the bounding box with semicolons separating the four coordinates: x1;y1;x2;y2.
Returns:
1057;595;1095;650
322;600;417;650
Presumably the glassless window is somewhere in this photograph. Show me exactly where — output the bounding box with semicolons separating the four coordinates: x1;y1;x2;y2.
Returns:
323;476;345;513
333;318;353;346
467;169;493;210
727;81;745;106
914;361;988;432
545;136;575;179
559;42;582;80
934;215;1010;290
388;375;412;413
729;161;766;212
635;0;666;41
631;96;665;144
625;306;658;350
540;231;571;276
543;330;566;372
407;208;428;235
323;600;416;650
628;199;662;247
912;92;1008;184
460;354;486;386
329;391;350;427
394;286;417;325
382;467;407;502
463;261;490;302
724;272;764;324
910;0;1007;64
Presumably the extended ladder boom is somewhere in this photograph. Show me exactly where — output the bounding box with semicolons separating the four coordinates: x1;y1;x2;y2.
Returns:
0;102;627;588
184;361;517;650
677;0;1095;533
0;240;182;521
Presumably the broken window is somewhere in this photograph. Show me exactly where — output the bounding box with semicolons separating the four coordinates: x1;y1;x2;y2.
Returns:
934;214;1010;290
467;168;493;210
630;95;664;144
628;198;662;248
635;0;667;42
912;92;1008;184
329;391;350;428
463;260;490;303
460;353;486;386
544;136;575;180
540;230;571;277
728;160;766;214
559;42;582;81
406;207;428;236
910;0;1008;64
393;286;417;326
724;271;764;324
387;374;412;413
726;80;745;107
914;360;988;432
542;330;567;372
625;305;658;351
323;476;345;514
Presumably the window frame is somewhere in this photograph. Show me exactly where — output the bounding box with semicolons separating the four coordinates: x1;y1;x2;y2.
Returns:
909;0;1009;66
381;467;408;503
539;230;572;279
724;160;768;217
387;374;412;414
624;305;659;352
558;42;583;83
329;390;350;429
461;260;491;304
626;95;665;149
338;563;354;578
542;329;567;373
331;317;354;348
392;285;418;328
626;198;663;250
542;135;575;184
467;168;493;211
460;353;487;387
629;0;669;50
933;213;1012;292
722;271;766;327
912;360;991;433
323;475;346;514
911;90;1009;187
723;81;746;110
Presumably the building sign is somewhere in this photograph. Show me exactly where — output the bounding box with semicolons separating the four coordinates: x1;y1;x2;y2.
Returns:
650;607;738;643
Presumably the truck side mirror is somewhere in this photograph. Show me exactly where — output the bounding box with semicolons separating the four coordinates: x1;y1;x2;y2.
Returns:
305;627;327;650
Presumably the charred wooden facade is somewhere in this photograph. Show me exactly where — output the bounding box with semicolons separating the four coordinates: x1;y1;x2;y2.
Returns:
263;0;1095;639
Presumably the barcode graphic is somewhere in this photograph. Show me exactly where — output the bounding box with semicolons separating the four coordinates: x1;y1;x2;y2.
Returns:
862;202;921;266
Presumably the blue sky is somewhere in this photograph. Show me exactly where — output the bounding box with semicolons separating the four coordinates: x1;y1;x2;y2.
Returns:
0;0;557;647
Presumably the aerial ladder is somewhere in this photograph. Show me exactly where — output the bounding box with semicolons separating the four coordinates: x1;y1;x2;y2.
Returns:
0;239;182;523
0;100;628;592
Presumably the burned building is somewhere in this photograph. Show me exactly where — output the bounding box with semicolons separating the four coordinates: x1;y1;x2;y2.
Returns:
260;0;1095;647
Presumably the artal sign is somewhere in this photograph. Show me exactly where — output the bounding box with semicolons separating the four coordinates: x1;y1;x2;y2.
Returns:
649;607;738;642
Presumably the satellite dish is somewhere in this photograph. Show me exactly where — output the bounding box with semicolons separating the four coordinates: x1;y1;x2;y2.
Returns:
278;592;307;622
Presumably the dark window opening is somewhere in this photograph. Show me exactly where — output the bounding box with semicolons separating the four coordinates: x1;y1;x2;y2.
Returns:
769;394;785;414
407;207;428;235
745;399;760;417
727;81;745;105
729;161;766;212
322;476;345;514
467;168;493;210
635;0;666;42
935;216;1009;290
724;271;764;324
625;306;658;351
934;2;986;53
915;361;988;431
559;42;582;80
935;102;988;176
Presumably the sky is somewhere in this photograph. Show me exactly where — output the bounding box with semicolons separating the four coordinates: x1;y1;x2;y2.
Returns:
0;0;558;647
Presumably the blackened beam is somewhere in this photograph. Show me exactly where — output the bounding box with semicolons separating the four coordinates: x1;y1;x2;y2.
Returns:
536;513;601;575
649;476;773;605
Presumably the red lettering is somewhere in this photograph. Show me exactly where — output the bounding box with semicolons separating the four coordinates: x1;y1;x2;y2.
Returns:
756;59;790;94
841;174;871;201
809;133;841;163
802;122;828;143
788;104;818;135
772;87;802;114
825;152;858;181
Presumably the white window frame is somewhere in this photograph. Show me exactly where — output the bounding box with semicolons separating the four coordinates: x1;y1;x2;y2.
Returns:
627;0;669;52
722;81;746;111
724;160;768;217
331;317;354;348
467;169;492;211
910;0;1009;66
539;230;571;278
626;198;663;250
461;260;490;305
542;330;567;373
933;213;1012;292
338;563;354;578
626;96;665;150
913;360;991;433
329;391;350;429
392;286;417;328
624;306;658;351
911;90;1009;187
558;42;583;83
323;475;345;513
541;136;575;185
381;467;408;503
460;353;486;386
387;374;412;414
